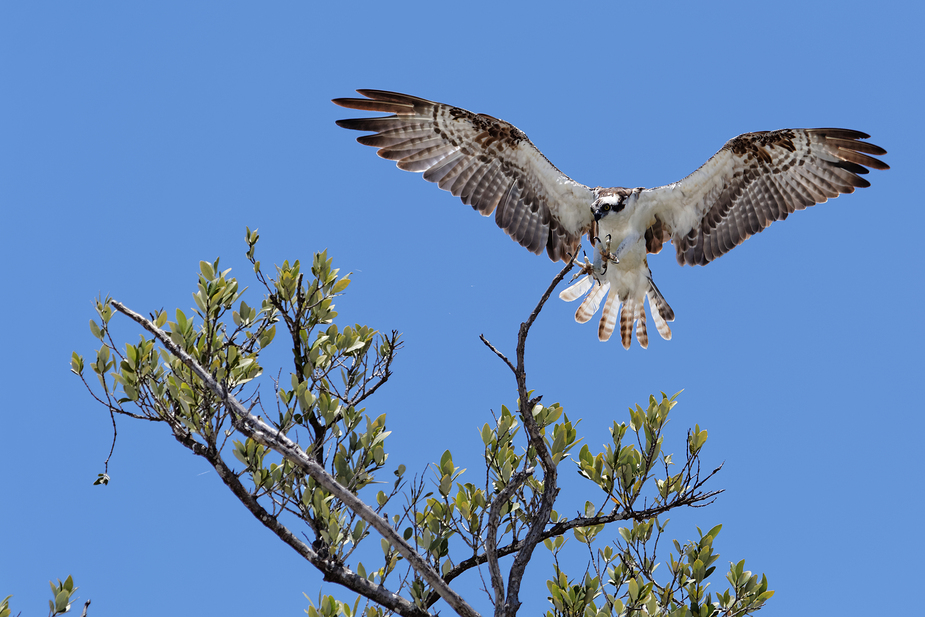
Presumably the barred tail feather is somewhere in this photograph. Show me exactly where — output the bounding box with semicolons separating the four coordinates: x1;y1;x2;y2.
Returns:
558;275;594;302
619;296;638;349
635;300;649;349
646;278;674;341
575;281;610;324
598;290;620;341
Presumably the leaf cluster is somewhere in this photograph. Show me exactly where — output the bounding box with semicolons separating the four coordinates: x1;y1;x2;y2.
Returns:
2;575;91;617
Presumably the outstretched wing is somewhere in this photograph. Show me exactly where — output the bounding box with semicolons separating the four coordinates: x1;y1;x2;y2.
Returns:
637;129;888;265
333;90;596;262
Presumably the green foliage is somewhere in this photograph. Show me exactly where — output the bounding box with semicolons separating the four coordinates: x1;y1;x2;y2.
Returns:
1;576;82;617
541;523;773;617
541;394;772;617
304;592;362;617
74;229;402;571
74;230;771;617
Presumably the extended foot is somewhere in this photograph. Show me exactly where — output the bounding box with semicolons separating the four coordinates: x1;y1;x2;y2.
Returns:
570;253;595;281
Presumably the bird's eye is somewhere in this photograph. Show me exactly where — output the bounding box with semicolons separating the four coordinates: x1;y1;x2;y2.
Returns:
602;204;611;211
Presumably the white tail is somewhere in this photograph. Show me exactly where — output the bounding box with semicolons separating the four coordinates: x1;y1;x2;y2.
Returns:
561;274;675;348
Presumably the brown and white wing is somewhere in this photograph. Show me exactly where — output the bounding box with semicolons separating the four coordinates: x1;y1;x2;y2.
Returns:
636;129;888;265
333;90;596;262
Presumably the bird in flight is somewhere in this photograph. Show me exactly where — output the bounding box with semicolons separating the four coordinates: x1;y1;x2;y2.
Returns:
333;90;888;348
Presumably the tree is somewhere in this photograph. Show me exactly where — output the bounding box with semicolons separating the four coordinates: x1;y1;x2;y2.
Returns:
71;228;773;617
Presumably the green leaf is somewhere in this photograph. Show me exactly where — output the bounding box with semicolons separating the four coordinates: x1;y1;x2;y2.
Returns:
200;260;215;280
54;589;69;613
440;450;453;475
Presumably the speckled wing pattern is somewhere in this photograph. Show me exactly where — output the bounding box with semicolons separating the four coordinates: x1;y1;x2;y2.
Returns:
638;129;889;265
333;90;596;262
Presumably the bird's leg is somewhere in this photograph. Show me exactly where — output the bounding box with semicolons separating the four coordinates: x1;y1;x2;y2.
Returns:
594;235;613;275
607;234;638;265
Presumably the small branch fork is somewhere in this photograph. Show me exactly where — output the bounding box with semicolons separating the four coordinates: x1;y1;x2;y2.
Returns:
109;300;479;617
478;259;575;617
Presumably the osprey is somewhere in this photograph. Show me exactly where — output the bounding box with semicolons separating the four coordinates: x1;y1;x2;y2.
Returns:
333;90;888;348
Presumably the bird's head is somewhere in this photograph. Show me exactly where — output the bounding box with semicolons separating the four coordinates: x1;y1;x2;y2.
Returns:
591;192;628;222
591;187;643;221
591;197;625;221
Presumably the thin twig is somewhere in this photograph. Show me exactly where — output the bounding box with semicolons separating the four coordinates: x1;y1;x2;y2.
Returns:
478;335;515;375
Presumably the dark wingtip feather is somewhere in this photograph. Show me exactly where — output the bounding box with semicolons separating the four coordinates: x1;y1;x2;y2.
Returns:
354;89;431;105
814;128;871;140
332;97;362;109
335;118;383;134
818;130;890;170
332;98;412;114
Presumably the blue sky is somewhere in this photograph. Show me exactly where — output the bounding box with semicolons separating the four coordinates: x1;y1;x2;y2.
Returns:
2;1;922;615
